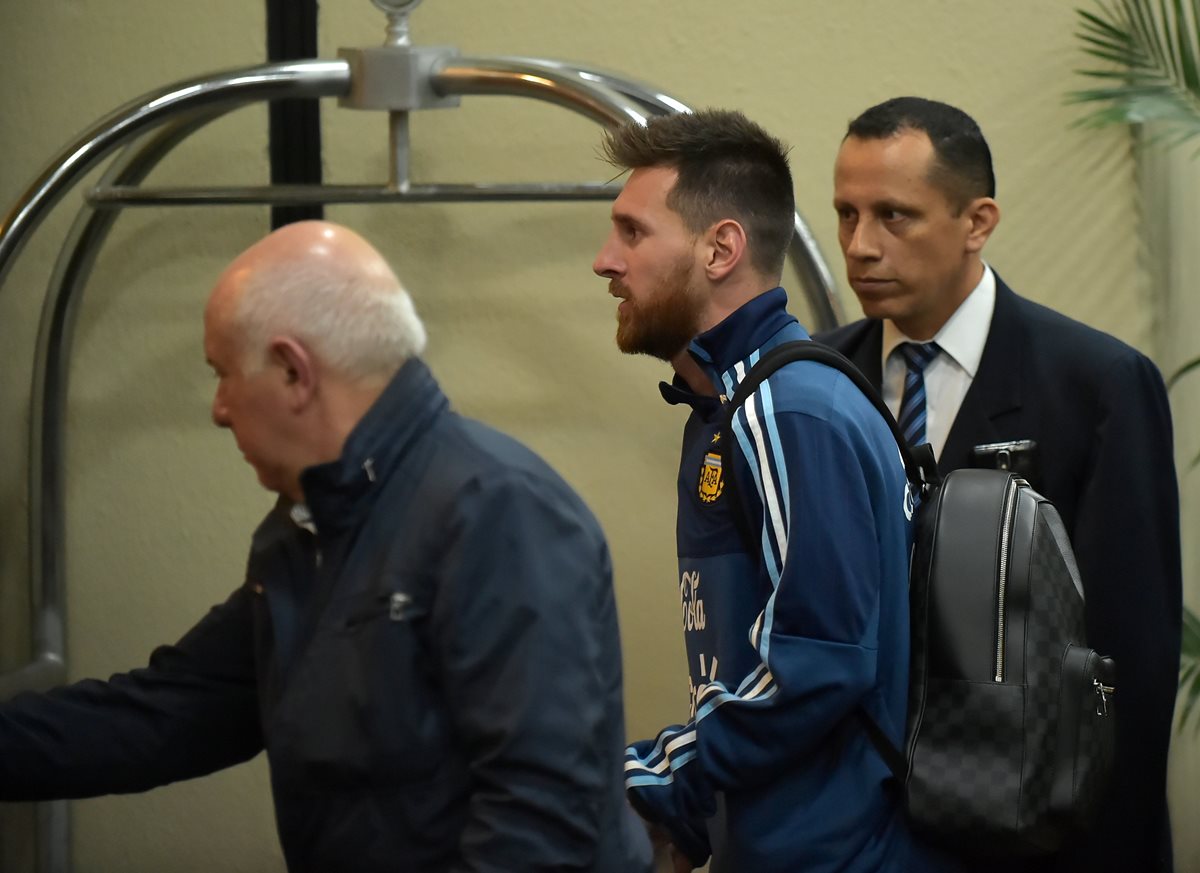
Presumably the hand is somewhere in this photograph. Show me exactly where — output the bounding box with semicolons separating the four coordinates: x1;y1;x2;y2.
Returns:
634;806;697;872
669;846;695;872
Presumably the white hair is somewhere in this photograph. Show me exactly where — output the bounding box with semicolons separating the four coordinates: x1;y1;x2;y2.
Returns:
233;255;427;381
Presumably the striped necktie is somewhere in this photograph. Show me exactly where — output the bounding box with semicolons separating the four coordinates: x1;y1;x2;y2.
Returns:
897;341;940;447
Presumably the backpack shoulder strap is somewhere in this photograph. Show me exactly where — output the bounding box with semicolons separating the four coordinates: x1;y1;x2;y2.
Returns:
724;340;935;487
719;339;924;785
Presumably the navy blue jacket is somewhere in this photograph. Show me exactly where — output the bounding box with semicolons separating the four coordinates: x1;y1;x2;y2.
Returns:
818;277;1181;873
0;359;652;873
626;289;941;873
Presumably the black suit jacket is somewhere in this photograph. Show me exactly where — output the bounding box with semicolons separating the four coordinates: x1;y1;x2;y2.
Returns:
817;277;1182;873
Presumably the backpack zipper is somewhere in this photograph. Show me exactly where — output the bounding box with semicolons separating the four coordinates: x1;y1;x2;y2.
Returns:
994;478;1020;682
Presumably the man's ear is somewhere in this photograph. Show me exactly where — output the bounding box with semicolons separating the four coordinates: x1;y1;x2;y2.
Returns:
964;197;1000;254
267;336;316;411
704;219;749;281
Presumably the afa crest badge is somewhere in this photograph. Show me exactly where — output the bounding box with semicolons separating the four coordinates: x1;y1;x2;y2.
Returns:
698;452;724;503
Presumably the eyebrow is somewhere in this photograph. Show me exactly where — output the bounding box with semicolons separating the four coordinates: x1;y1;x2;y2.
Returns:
875;199;920;215
834;196;917;214
612;211;648;232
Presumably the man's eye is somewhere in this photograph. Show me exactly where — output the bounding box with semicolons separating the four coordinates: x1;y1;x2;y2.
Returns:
882;210;906;223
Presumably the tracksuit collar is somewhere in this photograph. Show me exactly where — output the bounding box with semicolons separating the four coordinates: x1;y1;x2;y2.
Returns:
660;287;800;408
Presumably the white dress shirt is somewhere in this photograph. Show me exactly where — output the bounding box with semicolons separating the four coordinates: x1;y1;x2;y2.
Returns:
881;266;996;459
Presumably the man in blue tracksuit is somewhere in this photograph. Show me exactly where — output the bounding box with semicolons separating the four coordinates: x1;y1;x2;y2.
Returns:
593;110;946;872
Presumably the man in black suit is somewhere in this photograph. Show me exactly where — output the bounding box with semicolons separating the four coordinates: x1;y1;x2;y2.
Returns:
817;97;1181;873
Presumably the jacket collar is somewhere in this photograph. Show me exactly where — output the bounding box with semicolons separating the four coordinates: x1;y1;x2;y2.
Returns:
690;286;798;376
660;287;799;411
298;357;448;532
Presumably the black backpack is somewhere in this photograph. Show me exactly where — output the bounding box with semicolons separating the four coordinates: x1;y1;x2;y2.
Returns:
720;340;1116;856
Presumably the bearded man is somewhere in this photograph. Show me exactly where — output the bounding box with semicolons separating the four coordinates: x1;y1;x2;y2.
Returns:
593;110;955;873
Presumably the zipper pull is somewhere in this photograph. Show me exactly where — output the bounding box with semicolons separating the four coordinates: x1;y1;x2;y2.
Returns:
1093;677;1115;716
389;592;413;621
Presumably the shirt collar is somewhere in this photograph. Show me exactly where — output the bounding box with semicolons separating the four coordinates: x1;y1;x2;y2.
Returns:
881;264;995;377
288;502;317;534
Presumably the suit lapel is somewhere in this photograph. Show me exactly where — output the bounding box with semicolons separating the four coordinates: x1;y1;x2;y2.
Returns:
835;320;884;390
939;278;1025;473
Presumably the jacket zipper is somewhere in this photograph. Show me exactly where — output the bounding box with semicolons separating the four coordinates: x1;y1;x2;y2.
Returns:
994;478;1020;682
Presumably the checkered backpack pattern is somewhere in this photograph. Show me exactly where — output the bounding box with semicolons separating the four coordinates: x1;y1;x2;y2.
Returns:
723;341;1116;856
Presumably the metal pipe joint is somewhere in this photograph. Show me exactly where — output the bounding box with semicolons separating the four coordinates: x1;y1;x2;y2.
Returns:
337;45;461;111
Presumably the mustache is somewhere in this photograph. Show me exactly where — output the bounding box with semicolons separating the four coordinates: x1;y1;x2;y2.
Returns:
609;279;631;298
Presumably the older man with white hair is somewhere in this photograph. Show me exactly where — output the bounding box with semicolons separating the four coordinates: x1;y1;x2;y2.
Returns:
0;221;652;873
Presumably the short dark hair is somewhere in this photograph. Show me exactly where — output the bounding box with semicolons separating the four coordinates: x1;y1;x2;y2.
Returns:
602;109;795;277
846;97;995;210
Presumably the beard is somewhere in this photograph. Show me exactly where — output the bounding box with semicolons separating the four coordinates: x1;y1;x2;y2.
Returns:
613;256;705;362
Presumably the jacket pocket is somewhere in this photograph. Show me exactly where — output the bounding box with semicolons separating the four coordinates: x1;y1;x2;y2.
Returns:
271;586;453;788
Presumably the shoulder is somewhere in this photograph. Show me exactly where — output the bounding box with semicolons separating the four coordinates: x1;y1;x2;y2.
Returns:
419;414;603;534
736;340;883;430
734;355;898;473
812;317;877;354
1009;290;1125;357
1002;284;1166;389
757;356;872;417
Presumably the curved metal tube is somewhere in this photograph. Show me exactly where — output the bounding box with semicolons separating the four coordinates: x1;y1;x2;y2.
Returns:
0;56;352;733
30;109;234;684
20;108;234;873
432;56;649;127
514;58;695;118
435;57;843;327
0;49;846;873
0;60;352;297
0;62;343;873
789;217;843;328
0;49;847;710
88;181;624;206
552;62;844;327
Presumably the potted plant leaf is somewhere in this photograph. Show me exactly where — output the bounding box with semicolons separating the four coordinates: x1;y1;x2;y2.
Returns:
1070;0;1200;733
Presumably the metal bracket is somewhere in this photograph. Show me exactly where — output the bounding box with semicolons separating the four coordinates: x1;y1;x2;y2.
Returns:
337;45;461;111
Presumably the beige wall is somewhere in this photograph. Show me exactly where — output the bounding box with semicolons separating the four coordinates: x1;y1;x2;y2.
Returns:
1139;140;1200;873
0;1;1184;871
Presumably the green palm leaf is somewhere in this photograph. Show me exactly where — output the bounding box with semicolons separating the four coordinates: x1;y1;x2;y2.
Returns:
1168;354;1200;388
1069;0;1200;145
1071;2;1200;732
1181;605;1200;733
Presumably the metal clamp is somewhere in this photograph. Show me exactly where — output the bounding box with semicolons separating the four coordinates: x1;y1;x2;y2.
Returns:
337;45;461;112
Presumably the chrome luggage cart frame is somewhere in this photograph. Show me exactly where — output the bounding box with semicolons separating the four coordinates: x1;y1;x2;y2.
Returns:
0;3;840;870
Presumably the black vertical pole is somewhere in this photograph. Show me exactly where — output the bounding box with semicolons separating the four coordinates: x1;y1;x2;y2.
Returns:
266;0;323;229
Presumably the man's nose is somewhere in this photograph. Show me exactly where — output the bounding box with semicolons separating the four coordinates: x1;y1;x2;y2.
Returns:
211;394;230;428
845;219;881;260
593;232;622;279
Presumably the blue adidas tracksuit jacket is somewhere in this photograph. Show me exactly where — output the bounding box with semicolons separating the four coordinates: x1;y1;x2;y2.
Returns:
625;289;941;872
